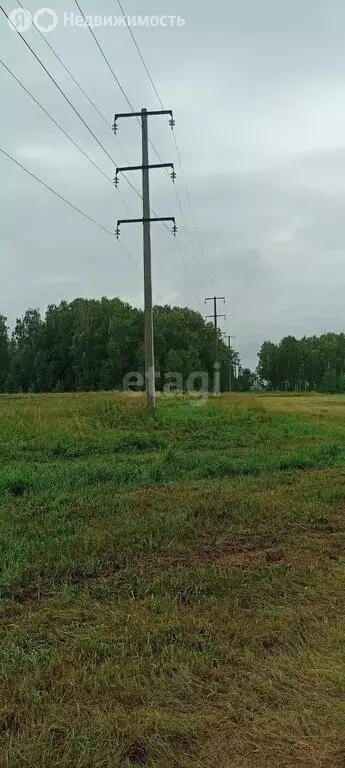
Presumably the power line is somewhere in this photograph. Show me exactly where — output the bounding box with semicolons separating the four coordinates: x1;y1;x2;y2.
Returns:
112;0;214;290
73;0;136;112
0;57;114;186
175;235;202;311
0;4;134;214
15;0;129;168
113;0;169;164
172;128;214;290
0;147;112;238
172;182;212;303
173;183;200;262
0;6;118;167
13;3;158;202
0;146;137;266
2;5;197;291
115;0;164;109
16;0;110;132
74;0;166;165
1;4;151;207
170;160;213;291
118;236;141;271
169;144;212;289
1;18;190;290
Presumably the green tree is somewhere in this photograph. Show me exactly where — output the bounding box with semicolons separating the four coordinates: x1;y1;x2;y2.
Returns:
278;336;301;390
0;298;245;395
237;367;255;392
9;309;43;392
321;370;338;394
257;341;279;389
0;315;10;392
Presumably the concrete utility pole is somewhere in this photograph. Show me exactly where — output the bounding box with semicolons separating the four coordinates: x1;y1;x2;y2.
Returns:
114;108;176;413
205;296;225;360
224;333;236;392
141;109;154;411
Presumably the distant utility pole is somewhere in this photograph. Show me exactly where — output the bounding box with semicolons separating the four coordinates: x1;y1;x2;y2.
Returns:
224;333;236;392
205;296;225;360
114;108;176;413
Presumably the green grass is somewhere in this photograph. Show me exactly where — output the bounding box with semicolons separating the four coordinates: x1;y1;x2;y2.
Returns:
2;392;345;766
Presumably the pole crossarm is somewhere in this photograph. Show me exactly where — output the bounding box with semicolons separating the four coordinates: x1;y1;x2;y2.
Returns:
114;162;175;187
116;216;177;238
115;110;173;119
117;217;176;225
113;110;174;133
116;163;174;173
205;297;225;302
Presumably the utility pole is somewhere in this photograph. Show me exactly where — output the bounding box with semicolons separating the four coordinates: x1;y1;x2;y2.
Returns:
114;108;176;413
224;334;236;392
205;296;225;361
142;109;154;412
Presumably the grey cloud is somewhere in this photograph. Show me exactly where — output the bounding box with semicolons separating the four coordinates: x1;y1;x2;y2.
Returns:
2;0;345;370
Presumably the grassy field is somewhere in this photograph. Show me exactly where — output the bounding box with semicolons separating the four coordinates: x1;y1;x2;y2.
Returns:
2;392;345;767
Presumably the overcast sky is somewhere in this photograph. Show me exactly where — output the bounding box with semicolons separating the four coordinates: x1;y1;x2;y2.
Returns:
1;0;345;368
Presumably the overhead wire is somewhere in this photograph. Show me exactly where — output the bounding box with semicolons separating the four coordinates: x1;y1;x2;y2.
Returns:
16;0;110;131
116;0;165;110
0;145;138;267
175;235;202;311
73;0;136;113
18;0;127;161
171;128;214;290
3;4;166;215
0;57;115;187
73;0;168;166
36;0;172;239
0;7;116;166
113;0;213;300
0;4;135;214
1;2;194;292
15;0;129;165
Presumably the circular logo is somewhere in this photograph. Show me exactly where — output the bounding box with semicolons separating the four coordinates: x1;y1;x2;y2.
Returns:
33;8;58;33
8;7;32;32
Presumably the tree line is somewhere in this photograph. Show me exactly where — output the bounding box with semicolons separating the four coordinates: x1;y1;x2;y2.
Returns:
2;302;345;394
257;334;345;392
0;298;253;394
